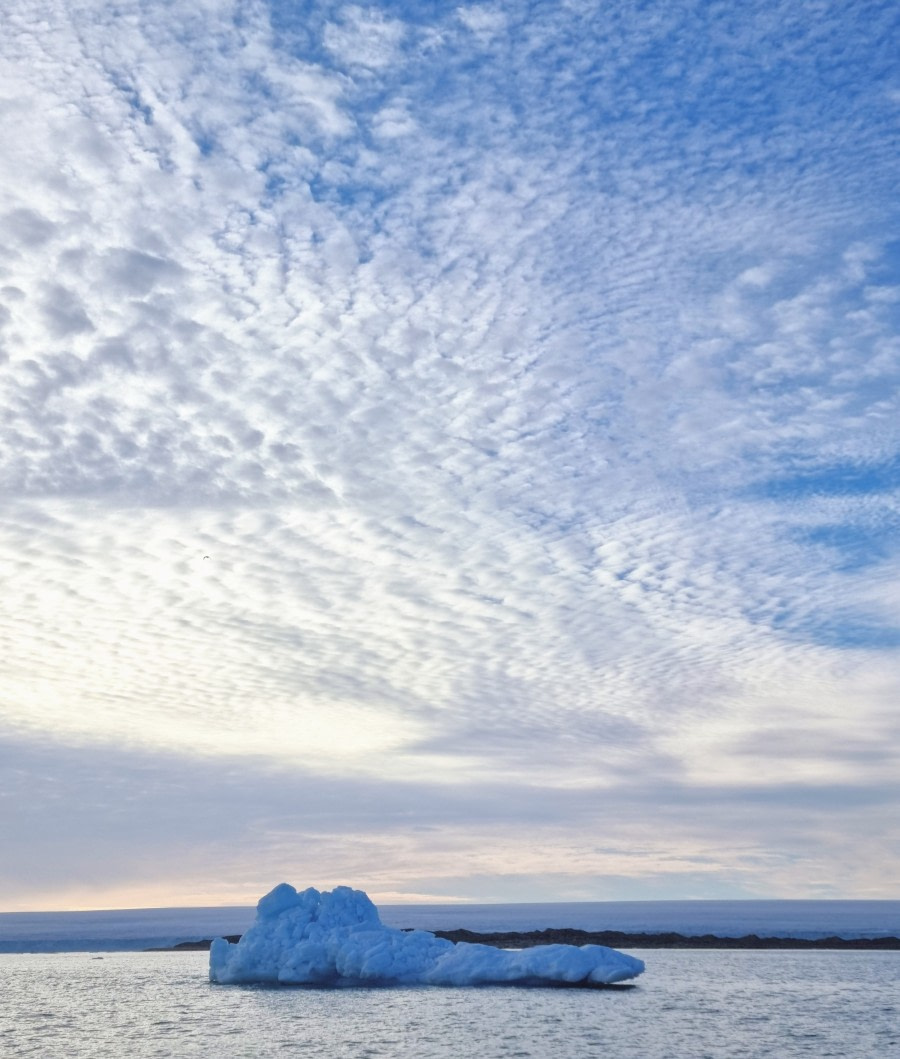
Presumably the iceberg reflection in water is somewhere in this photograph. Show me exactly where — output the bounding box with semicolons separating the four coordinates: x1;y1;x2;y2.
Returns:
209;884;645;988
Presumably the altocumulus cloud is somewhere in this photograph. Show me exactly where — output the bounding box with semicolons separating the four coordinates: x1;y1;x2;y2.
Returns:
0;0;898;908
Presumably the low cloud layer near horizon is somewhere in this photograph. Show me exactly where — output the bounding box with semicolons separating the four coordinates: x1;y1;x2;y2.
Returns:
1;0;898;910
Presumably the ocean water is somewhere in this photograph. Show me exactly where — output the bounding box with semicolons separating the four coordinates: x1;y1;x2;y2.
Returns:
1;948;897;1058
2;899;898;952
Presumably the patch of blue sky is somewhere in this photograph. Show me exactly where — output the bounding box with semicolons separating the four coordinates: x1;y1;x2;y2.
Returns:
266;0;450;43
800;522;898;572
307;171;393;215
194;130;218;158
261;0;899;269
872;239;900;278
262;169;288;201
108;75;153;126
772;611;900;652
501;7;883;132
755;457;900;501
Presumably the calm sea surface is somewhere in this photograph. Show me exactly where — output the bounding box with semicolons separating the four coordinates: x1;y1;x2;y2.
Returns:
1;948;897;1058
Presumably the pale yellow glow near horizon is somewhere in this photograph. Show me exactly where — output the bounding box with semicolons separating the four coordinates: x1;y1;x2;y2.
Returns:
1;886;478;915
7;811;898;914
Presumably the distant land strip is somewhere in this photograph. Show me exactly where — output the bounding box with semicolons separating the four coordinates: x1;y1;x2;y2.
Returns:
429;928;900;950
148;929;900;952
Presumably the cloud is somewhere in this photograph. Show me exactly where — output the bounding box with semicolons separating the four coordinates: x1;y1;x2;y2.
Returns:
323;6;407;71
0;0;898;905
3;729;897;909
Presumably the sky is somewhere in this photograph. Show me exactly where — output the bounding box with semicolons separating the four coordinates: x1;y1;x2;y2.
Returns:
1;0;898;912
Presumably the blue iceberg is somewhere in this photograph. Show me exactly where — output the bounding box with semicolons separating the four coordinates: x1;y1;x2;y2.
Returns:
209;884;645;987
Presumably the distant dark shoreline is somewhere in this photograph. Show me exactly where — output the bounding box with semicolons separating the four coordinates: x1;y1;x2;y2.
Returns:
432;928;900;950
147;928;900;952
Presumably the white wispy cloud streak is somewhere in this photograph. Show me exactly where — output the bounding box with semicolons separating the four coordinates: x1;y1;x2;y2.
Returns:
1;0;898;906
